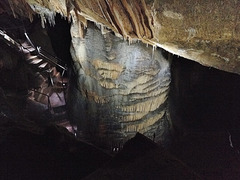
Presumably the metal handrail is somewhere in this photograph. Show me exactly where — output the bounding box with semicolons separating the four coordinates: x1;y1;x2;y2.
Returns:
30;89;52;111
24;32;67;71
0;29;68;72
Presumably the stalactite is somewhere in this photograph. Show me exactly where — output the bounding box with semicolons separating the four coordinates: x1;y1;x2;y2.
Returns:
30;4;56;28
127;35;132;45
152;44;157;58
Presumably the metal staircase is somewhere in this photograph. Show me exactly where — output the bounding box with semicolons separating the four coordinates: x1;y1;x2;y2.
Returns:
0;29;69;125
0;29;67;73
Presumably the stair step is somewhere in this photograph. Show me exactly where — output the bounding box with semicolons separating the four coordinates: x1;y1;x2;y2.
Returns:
31;61;48;69
20;47;34;53
39;62;48;68
27;55;38;61
29;58;43;64
21;42;35;52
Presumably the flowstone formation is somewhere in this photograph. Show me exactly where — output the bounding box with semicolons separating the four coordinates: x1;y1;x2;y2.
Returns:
69;23;171;148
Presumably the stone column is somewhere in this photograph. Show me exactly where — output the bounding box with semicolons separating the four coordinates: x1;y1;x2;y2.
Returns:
69;22;171;148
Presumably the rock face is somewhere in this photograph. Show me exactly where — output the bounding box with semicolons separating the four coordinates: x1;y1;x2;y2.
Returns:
3;0;240;74
69;22;171;148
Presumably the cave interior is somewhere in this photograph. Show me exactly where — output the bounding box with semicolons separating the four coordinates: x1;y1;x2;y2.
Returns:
0;6;240;180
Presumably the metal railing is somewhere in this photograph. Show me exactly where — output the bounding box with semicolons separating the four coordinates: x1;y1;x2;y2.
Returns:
0;29;67;72
30;89;52;111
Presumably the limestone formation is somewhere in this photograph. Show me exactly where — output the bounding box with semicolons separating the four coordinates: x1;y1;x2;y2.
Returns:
2;0;240;74
69;22;171;147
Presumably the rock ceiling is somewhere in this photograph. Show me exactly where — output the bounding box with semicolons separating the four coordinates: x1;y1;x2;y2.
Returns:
1;0;240;74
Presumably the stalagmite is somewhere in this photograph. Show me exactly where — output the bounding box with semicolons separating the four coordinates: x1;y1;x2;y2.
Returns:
69;22;171;147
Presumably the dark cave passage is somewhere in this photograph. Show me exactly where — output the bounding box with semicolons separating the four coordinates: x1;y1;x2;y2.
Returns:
168;57;240;179
46;14;73;69
170;56;240;133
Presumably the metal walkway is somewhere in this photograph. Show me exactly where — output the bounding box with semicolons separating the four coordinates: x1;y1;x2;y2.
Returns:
0;29;67;73
0;29;69;124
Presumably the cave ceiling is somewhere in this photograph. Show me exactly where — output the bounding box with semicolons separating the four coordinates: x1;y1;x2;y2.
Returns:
0;0;240;74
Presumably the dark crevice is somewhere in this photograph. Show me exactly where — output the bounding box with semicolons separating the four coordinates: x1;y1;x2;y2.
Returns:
46;14;72;69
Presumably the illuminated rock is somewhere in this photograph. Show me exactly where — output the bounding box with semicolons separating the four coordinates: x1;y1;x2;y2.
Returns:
3;0;240;74
69;23;171;147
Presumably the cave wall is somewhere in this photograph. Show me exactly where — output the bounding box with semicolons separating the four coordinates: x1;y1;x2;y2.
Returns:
68;0;240;74
69;22;171;148
4;0;240;74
